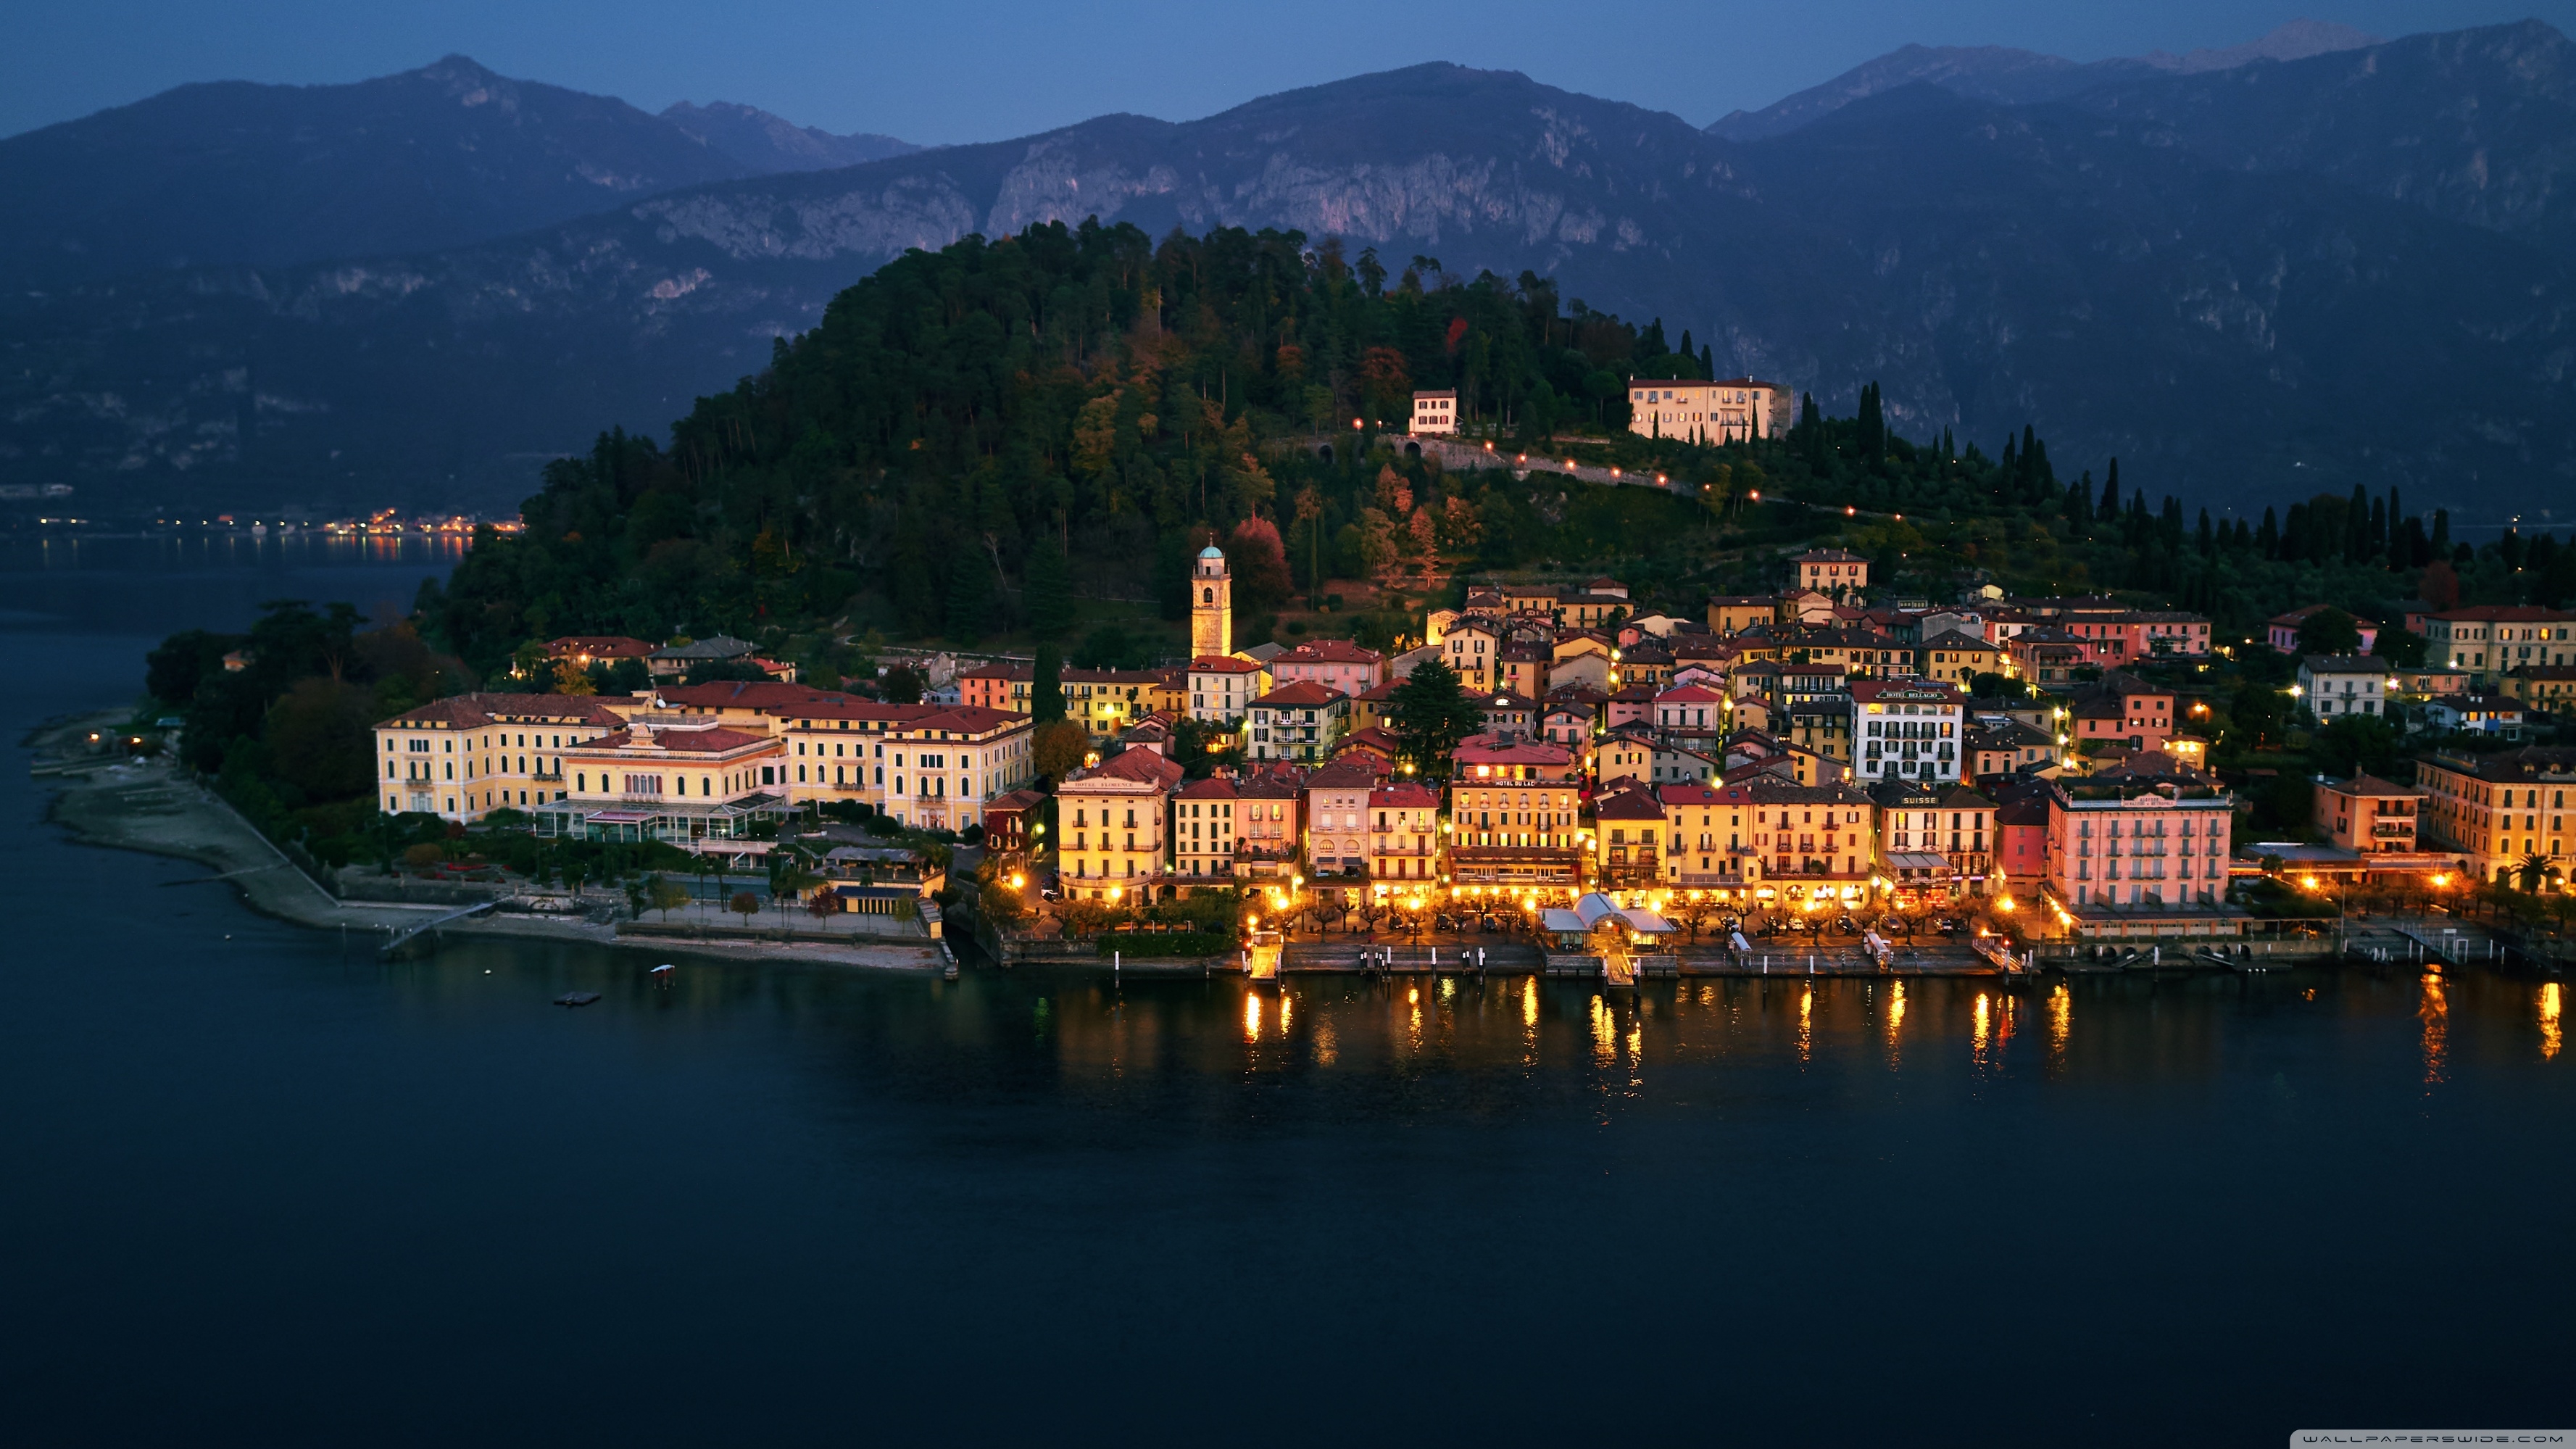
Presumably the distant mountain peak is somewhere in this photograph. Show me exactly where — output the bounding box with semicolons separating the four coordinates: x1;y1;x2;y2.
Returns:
2138;19;2381;74
1709;19;2382;141
660;99;920;173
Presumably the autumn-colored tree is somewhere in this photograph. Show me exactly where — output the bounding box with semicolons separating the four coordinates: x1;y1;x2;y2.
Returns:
1358;346;1411;421
1033;719;1091;781
1374;464;1413;517
552;657;597;695
1229;515;1293;614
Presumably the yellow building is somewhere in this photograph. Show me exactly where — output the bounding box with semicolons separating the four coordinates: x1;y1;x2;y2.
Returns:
1626;378;1784;444
374;692;626;821
1368;781;1444;885
769;701;1035;833
2415;747;2574;887
1190;544;1232;657
1056;749;1184;899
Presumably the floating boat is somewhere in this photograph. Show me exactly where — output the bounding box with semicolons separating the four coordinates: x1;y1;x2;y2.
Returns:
554;992;601;1007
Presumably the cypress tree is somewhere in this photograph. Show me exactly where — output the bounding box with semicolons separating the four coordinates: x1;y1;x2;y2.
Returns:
2099;459;2122;521
1700;344;1713;379
2069;473;2093;527
944;558;987;645
2197;507;2214;557
2258;506;2280;558
2432;507;2451;557
1031;642;1064;723
2346;483;2371;563
1025;536;1073;640
2368;494;2388;560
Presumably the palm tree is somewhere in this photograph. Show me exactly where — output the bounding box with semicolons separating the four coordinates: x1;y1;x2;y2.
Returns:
2515;852;2561;896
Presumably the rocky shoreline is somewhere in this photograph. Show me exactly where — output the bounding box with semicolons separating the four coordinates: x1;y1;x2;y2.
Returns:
26;707;942;971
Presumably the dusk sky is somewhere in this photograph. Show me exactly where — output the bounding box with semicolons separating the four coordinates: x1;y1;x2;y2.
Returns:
5;0;2565;144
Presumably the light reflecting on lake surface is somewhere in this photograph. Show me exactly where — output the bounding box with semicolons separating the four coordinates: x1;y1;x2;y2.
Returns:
4;551;2573;1447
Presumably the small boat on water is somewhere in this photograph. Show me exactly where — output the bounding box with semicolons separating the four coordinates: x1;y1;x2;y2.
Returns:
554;992;601;1007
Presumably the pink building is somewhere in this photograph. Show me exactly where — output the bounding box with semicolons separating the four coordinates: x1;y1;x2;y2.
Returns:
2043;763;2237;929
1268;639;1386;696
1652;684;1727;732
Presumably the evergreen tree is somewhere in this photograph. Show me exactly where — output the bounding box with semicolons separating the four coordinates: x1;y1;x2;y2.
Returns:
944;560;987;645
1700;344;1714;379
1024;537;1073;641
1856;382;1885;459
1031;642;1064;724
1387;658;1485;780
2196;507;2214;557
2069;473;2093;528
2258;506;2280;558
2099;460;2122;522
2346;483;2371;563
2432;508;2451;557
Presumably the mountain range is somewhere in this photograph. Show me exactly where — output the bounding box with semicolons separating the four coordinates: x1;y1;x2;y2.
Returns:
1;24;2570;522
0;54;920;288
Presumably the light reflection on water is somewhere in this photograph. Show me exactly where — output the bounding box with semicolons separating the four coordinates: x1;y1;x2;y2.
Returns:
2422;971;2450;1089
979;967;2569;1108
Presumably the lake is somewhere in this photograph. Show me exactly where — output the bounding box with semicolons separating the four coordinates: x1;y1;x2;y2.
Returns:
1;540;2568;1447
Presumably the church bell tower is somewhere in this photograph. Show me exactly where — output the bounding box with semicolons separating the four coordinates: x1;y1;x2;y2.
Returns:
1191;541;1231;658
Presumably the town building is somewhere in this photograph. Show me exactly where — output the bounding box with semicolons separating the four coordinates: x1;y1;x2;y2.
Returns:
1851;679;1964;784
544;636;655;670
983;788;1045;855
1270;639;1385;695
2000;626;2087;689
1967;715;2057;781
1446;733;1586;892
541;717;791;843
1790;549;1870;597
1654;780;1758;892
2501;665;2576;717
1706;594;1779;636
1171;775;1239;884
2297;655;2389;720
1442;619;1501;690
2414;747;2575;885
2067;673;2175;752
1594;781;1668;887
646;634;763;680
374;692;626;821
1367;781;1443;885
2264;605;2378;656
1869;779;1997;900
1409;389;1459;435
2043;765;2238;929
1740;776;1879;909
2424;605;2575;678
1187;655;1267;726
1625;378;1785;444
2422;694;2527;736
1234;766;1308;879
768;701;1034;833
1247;681;1349;763
1302;760;1386;887
1055;749;1184;898
1189;543;1234;657
1914;628;2011;686
2312;774;2426;854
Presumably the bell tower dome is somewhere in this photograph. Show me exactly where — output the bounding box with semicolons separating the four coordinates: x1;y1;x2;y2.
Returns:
1191;541;1231;658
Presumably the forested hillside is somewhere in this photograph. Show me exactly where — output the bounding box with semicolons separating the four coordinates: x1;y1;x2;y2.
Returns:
424;220;2576;681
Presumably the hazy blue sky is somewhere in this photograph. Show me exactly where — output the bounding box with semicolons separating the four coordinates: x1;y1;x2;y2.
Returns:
4;0;2562;143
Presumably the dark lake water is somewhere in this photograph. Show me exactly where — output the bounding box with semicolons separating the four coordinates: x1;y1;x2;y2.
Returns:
3;543;2571;1446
